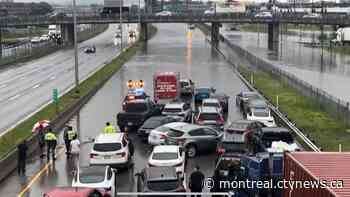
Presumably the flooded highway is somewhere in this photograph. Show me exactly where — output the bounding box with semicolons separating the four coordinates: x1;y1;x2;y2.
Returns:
0;23;249;196
222;26;350;103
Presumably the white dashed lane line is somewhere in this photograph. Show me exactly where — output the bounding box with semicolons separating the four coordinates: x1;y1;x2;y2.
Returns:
8;94;20;101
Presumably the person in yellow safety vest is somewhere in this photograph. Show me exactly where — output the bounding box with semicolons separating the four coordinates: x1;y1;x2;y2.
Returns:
63;125;77;157
45;127;57;161
103;122;116;134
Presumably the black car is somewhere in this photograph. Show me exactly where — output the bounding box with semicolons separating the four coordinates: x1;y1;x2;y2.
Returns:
235;91;261;112
137;116;182;140
84;46;96;53
117;99;162;132
211;93;230;113
225;120;266;144
250;127;297;153
135;166;186;195
211;155;247;197
122;92;150;110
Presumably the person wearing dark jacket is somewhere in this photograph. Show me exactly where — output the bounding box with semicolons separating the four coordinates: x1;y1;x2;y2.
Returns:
37;125;45;158
189;165;205;197
18;140;28;175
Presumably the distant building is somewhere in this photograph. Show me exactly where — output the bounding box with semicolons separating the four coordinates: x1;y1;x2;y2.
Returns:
0;0;14;2
287;0;311;4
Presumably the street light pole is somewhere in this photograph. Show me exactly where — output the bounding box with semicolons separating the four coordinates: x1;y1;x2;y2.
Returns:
120;0;123;50
73;0;79;90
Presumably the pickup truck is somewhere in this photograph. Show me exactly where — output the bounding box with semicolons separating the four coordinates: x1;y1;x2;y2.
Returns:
117;99;162;132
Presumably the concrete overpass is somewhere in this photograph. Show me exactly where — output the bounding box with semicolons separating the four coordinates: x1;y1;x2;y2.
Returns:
2;12;348;51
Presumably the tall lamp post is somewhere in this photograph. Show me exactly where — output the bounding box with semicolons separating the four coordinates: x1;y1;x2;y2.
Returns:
120;0;123;50
73;0;79;90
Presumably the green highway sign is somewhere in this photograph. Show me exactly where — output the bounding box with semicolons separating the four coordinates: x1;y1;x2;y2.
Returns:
53;88;58;103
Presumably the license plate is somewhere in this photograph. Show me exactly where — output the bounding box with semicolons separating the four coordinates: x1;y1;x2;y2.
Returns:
104;156;111;159
128;122;133;126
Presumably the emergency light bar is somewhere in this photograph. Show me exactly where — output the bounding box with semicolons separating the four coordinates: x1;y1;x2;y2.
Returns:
127;80;144;88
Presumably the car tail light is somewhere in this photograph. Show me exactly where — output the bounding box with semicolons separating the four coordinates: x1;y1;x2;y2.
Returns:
217;148;225;154
117;152;126;157
196;117;203;124
90;153;98;158
216;117;224;124
176;138;185;145
160;134;167;139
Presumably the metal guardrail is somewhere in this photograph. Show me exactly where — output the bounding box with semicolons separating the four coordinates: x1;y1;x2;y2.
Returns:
1;13;350;26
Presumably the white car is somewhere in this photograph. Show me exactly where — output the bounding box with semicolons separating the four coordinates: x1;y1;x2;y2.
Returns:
148;122;190;146
255;12;272;18
155;11;172;16
302;13;321;19
31;36;41;43
204;8;215;15
72;166;116;196
40;34;50;42
90;133;132;168
247;108;276;127
162;102;192;122
148;145;186;176
202;98;223;114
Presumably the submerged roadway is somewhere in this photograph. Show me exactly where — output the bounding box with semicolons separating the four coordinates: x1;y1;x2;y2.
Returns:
0;23;249;196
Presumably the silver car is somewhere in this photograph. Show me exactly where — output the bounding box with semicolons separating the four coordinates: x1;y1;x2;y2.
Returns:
165;124;222;158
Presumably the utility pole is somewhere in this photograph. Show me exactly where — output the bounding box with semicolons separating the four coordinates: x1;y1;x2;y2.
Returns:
120;0;123;50
73;0;79;90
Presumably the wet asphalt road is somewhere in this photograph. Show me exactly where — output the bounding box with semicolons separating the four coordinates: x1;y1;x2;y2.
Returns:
0;23;249;196
221;25;350;103
0;24;135;133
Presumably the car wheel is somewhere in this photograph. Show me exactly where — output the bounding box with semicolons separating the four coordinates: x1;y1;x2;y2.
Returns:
186;144;197;158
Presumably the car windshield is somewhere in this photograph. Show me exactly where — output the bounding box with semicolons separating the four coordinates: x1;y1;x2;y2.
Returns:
167;129;184;137
155;125;172;133
125;103;148;112
199;113;220;120
79;172;105;184
93;143;122;152
180;81;189;87
152;152;178;160
253;109;269;117
163;108;182;113
147;179;179;191
203;102;219;107
245;94;260;100
143;119;162;129
262;133;294;145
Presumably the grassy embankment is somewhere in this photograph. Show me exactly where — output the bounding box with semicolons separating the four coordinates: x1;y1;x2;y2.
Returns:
238;65;350;151
0;25;157;159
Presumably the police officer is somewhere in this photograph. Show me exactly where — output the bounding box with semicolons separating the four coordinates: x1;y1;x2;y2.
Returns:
103;122;116;134
45;127;57;161
63;125;76;157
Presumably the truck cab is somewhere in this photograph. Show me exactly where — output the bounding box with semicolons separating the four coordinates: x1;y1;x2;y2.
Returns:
240;152;283;197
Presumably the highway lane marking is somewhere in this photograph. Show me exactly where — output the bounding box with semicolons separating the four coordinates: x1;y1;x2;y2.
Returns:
17;145;65;197
0;84;7;88
8;94;20;101
32;84;41;89
49;76;56;80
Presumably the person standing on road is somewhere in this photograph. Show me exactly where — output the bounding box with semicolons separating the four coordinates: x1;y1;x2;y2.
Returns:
37;124;45;159
189;165;205;197
103;122;116;134
63;125;76;157
70;134;80;170
17;140;28;175
45;127;57;161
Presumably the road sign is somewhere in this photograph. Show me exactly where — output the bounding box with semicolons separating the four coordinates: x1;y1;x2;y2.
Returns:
53;88;58;103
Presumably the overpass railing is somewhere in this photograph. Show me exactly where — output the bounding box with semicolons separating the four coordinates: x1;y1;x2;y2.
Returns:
1;13;350;26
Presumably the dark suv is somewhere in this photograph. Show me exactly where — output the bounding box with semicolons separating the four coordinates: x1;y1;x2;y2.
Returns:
225;120;266;144
135;166;186;196
117;99;162;132
250;127;297;153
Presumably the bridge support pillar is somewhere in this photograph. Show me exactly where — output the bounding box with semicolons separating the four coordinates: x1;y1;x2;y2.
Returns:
61;24;75;45
268;23;279;51
140;22;148;42
211;22;220;47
